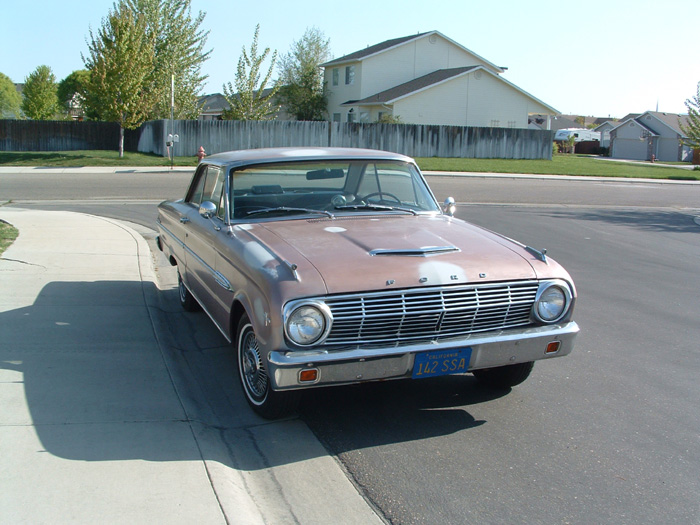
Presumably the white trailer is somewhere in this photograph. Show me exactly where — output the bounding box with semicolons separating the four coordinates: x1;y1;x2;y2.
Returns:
554;128;601;142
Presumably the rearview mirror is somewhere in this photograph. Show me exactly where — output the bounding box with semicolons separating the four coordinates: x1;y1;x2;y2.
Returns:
199;200;217;219
443;197;456;217
306;168;345;180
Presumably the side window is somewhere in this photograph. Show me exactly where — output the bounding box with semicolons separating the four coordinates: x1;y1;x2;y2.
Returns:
186;165;226;219
187;166;208;206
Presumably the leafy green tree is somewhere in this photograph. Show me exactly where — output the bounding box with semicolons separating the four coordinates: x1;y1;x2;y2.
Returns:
377;114;403;124
277;27;330;121
680;81;700;149
57;69;91;116
21;65;59;120
83;2;160;156
222;24;280;121
0;72;22;118
124;0;211;119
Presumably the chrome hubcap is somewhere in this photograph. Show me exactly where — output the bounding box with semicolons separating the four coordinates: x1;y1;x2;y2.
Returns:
241;329;268;400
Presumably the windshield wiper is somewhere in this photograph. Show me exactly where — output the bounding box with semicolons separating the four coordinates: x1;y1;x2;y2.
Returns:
246;206;334;218
334;204;417;215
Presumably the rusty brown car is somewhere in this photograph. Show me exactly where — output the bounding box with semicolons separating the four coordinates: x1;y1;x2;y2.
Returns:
156;148;579;418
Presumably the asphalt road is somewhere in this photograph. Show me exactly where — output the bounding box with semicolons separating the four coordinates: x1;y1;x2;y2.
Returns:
2;170;700;524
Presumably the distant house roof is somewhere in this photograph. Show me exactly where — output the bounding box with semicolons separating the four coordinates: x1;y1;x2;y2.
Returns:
199;93;230;114
617;113;641;123
529;114;577;131
321;30;505;74
610;111;690;137
593;120;618;131
610;117;659;136
644;111;689;136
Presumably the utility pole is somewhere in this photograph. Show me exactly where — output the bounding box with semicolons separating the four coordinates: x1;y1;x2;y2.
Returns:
170;74;174;170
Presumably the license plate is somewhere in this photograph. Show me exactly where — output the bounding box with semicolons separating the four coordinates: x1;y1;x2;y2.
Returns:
412;347;472;379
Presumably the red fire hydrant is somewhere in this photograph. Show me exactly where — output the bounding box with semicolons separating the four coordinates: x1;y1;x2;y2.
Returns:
197;146;206;162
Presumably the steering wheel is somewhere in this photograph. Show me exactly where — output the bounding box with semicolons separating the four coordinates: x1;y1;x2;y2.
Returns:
358;191;402;204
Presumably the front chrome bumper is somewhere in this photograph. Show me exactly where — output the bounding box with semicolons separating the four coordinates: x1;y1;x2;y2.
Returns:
267;321;579;390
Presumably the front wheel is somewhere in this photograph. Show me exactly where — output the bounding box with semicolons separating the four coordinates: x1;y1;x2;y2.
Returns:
472;362;534;389
236;314;300;419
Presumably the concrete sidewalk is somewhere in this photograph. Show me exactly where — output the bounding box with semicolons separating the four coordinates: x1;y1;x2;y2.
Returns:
0;208;383;524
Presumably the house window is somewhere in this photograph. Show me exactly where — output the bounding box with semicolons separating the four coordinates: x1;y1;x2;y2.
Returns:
332;113;341;122
348;111;356;123
345;65;355;85
332;68;339;86
360;112;370;123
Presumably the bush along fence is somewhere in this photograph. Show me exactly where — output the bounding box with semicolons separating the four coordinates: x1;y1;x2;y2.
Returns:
1;119;554;160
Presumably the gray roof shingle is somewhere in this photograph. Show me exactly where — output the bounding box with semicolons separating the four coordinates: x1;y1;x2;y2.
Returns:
322;32;431;66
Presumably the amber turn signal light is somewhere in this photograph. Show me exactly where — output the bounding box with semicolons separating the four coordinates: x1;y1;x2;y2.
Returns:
545;341;561;354
299;368;319;383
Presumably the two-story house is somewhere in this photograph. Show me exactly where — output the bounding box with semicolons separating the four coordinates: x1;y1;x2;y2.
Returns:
321;31;558;128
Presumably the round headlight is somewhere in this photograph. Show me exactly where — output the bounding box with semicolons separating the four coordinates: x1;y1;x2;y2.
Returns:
535;284;568;322
286;305;326;345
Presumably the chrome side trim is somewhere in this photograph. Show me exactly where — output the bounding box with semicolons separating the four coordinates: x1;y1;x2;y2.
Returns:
161;225;232;292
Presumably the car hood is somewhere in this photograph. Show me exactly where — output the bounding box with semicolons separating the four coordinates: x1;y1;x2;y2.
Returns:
252;215;561;295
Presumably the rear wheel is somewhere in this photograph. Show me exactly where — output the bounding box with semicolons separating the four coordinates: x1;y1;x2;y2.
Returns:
472;362;534;389
177;269;200;312
236;314;300;419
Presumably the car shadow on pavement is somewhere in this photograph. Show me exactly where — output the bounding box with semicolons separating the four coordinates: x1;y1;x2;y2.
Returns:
299;376;508;457
1;278;509;470
546;208;700;234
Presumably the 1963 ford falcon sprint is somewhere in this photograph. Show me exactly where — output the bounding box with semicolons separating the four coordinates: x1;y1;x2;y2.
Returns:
157;147;579;418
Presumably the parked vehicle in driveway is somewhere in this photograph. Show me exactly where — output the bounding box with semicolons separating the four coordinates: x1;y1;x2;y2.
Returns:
156;147;579;418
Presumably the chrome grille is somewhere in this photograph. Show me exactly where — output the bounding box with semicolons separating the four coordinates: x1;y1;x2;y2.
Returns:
323;281;539;346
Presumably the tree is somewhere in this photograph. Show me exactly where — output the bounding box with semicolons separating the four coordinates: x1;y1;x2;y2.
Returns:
21;65;59;120
277;27;331;121
83;2;160;156
123;0;211;119
222;25;280;121
377;114;403;124
680;81;700;149
57;70;91;117
0;72;22;118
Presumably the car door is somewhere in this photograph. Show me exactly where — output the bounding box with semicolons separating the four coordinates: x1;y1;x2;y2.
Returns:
182;165;233;335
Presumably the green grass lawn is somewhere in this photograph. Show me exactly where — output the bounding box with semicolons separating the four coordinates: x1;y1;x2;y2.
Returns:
416;155;700;180
0;150;198;167
0;220;19;257
0;150;697;180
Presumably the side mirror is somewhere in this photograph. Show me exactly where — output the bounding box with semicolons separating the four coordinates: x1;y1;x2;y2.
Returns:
199;200;217;219
443;197;456;217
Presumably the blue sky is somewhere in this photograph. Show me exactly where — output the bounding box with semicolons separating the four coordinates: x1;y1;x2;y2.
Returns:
2;0;699;118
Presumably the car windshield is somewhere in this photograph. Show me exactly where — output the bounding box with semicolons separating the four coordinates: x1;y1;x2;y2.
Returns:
229;160;440;220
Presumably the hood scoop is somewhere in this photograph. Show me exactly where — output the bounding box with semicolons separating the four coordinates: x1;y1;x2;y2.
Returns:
369;246;460;257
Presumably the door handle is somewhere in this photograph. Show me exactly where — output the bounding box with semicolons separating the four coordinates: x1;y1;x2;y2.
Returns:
180;217;190;224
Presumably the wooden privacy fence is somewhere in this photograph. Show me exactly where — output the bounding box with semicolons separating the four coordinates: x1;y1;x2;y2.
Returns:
1;119;554;159
0;120;140;152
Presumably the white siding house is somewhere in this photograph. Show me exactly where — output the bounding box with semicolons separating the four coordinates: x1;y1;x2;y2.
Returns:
609;111;692;162
322;31;558;127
